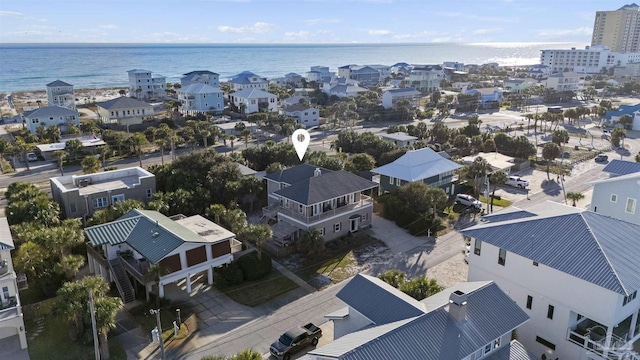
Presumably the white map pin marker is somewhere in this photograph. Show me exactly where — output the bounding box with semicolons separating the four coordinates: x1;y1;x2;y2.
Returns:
292;129;310;161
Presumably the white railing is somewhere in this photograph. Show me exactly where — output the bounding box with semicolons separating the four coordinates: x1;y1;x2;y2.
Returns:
567;328;640;360
277;195;373;224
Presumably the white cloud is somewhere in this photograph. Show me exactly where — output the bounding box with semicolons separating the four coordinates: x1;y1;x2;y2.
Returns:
537;27;591;39
217;22;276;34
393;31;440;39
301;18;341;25
473;28;504;35
368;29;391;36
99;24;118;29
284;31;310;39
0;11;24;17
436;12;516;23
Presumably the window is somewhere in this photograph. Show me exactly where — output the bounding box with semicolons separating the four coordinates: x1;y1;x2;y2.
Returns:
626;198;637;214
533;261;539;266
389;176;395;185
395;178;401;186
535;336;556;350
484;343;492;354
498;248;506;266
611;194;618;202
474;239;482;255
494;337;501;348
2;286;8;300
624;290;638;306
92;197;108;209
334;223;341;233
547;305;555;319
361;214;367;222
318;228;325;236
70;203;77;214
526;295;533;309
111;194;125;204
146;189;153;198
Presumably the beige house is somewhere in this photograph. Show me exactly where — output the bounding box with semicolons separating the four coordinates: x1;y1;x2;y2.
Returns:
0;218;28;353
96;96;154;125
85;210;242;302
50;167;156;220
263;164;378;243
462;152;517;174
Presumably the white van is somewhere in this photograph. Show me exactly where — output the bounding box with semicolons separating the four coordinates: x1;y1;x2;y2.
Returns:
27;152;38;162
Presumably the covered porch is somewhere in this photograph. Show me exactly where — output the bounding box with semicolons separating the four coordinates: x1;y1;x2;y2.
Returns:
567;311;640;360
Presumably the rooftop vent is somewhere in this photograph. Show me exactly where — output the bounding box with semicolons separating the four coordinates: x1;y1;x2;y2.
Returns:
314;168;322;177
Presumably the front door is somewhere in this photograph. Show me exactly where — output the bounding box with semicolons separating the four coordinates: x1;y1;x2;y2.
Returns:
350;217;359;233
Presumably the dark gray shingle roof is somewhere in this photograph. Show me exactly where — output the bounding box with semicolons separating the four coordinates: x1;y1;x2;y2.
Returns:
46;80;72;87
273;170;378;205
264;164;331;185
462;211;640;295
23;106;77;118
97;96;150;110
602;159;640;176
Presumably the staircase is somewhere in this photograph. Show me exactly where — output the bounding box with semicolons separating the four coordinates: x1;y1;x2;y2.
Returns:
108;259;135;303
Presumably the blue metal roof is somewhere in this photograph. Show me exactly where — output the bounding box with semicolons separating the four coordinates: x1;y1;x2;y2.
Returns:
481;209;537;223
604;103;640;120
602;159;640;176
462;211;640;295
371;147;462;182
485;340;538;360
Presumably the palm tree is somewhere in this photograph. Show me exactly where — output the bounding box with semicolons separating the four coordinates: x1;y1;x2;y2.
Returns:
200;129;211;148
241;224;273;260
65;139;83;160
81;155;101;174
462;157;491;197
94;296;124;359
566;192;585;207
228;135;236;152
14;138;34;171
143;263;170;306
542;143;561;179
240;129;252;148
130;133;148;167
206;204;226;224
489;171;508;212
155;138;168;165
53;150;67;175
230;349;263;360
424;187;447;217
46;125;61;143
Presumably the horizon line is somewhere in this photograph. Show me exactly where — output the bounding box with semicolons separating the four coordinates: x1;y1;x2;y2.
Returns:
0;41;588;45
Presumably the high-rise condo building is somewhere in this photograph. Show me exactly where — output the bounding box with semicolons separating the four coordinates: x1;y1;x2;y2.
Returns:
592;3;640;53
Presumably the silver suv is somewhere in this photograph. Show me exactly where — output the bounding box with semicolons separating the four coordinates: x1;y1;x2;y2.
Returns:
455;194;482;209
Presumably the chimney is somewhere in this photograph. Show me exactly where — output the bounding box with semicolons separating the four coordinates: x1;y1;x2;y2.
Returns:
314;168;321;177
449;290;468;322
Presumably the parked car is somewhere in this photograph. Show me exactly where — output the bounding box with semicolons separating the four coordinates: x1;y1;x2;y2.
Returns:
270;323;322;360
27;152;38;162
595;154;608;163
455;194;482;209
506;175;529;189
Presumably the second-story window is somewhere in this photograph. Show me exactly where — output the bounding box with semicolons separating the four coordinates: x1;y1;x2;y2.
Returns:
474;239;481;255
624;290;638;306
498;248;506;266
547;305;555;319
526;295;533;309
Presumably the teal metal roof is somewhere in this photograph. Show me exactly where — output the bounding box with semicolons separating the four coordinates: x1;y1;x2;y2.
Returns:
85;209;193;263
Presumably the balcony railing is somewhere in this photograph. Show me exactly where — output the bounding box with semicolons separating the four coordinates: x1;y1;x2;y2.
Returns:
567;328;640;360
85;244;108;269
277;195;373;224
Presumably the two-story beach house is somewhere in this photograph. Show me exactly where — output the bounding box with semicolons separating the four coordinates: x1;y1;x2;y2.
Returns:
84;209;242;303
589;160;640;225
462;203;640;360
228;71;269;91
544;72;585;93
371;147;462;196
262;164;378;242
50;167;156;220
228;88;277;114
177;83;224;115
299;274;533;360
338;65;381;86
407;65;444;92
281;104;319;127
46;80;75;109
381;87;421;109
127;69;166;99
305;66;335;83
0;218;28;353
464;87;504;109
321;77;369;99
22;106;80;134
180;70;220;87
96;96;154;125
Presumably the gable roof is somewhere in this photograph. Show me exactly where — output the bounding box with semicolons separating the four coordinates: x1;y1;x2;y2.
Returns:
230;88;276;99
183;70;218;76
46;80;72;87
96;96;150;110
23;106;78;118
589;171;640;185
310;278;529;360
178;83;222;94
0;218;15;251
385;87;420;96
462;211;640;295
264;163;332;184
282;103;315;112
84;209;231;263
602;159;640;176
273;170;378;205
336;274;425;325
371;147;462;182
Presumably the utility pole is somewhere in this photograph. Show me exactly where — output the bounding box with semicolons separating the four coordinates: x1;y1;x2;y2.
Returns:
88;291;100;360
150;309;165;359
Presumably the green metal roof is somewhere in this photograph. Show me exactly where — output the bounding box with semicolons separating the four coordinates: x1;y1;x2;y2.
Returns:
85;209;191;264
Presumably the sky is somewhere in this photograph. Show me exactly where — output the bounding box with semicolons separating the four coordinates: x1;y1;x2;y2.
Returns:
0;0;617;44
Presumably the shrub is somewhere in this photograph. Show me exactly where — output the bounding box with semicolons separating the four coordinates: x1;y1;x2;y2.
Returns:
237;251;272;281
216;263;244;288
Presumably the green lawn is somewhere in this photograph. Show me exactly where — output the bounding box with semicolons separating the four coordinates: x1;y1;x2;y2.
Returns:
216;269;299;307
25;297;126;360
480;195;512;208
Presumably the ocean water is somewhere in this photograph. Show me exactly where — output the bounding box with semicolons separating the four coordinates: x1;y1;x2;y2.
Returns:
0;42;587;94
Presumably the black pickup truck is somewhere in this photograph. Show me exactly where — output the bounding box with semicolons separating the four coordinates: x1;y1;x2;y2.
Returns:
270;323;322;360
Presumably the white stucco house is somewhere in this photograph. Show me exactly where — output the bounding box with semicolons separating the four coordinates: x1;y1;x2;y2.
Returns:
281;104;319;127
228;88;277;114
22;106;80;134
46;80;75;109
462;202;640;360
544;72;585;92
127;69;166;100
96;96;154;125
589;160;640;225
381;87;421;109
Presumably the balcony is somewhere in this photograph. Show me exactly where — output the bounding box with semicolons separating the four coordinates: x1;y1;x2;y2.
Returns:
567;317;640;360
276;195;373;225
0;296;20;322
